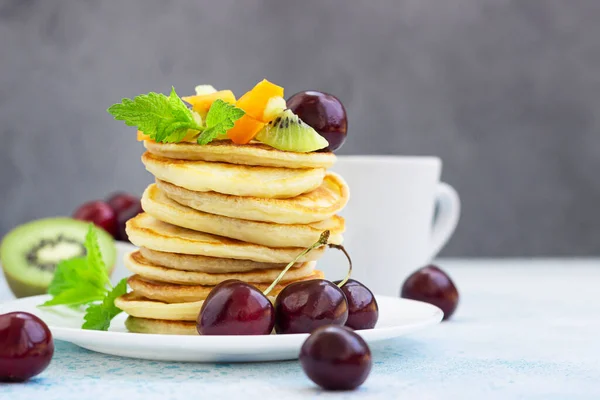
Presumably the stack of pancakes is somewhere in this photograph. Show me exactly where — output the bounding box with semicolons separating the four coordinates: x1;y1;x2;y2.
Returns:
115;140;349;335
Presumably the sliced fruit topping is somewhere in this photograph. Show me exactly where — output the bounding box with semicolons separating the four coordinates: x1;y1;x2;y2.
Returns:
194;85;217;95
263;96;287;122
112;82;351;152
137;130;151;142
236;79;284;122
254;109;329;152
225;80;286;144
137;129;198;143
226;115;265;144
182;90;236;117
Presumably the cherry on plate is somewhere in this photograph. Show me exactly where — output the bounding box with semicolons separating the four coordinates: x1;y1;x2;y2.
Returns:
274;279;348;334
334;279;379;330
197;280;274;335
73;200;118;238
106;192;139;215
300;325;372;391
0;312;54;382
287;91;347;152
401;265;459;320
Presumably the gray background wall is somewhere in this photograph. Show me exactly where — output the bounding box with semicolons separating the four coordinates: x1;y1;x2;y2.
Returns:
0;0;598;257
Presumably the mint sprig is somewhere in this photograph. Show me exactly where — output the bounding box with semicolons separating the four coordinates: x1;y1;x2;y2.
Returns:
82;279;128;331
197;99;246;145
108;88;245;145
40;225;127;331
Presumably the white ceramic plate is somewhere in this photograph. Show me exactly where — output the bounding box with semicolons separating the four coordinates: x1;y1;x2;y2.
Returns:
0;242;443;362
0;294;442;362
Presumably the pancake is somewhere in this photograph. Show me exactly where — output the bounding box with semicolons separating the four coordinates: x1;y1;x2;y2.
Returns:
139;247;313;273
142;152;325;198
144;140;336;169
126;214;327;263
157;172;349;224
125;251;316;285
116;292;276;322
142;184;344;247
125;316;198;335
127;270;324;303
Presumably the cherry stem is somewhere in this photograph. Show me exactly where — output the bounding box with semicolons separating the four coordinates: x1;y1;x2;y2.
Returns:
330;244;352;288
263;231;330;296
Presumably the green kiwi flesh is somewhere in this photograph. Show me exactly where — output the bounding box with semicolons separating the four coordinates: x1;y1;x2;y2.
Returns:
0;218;117;298
255;109;329;152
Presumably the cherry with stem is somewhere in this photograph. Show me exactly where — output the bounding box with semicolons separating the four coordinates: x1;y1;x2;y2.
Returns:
273;232;357;334
197;232;330;335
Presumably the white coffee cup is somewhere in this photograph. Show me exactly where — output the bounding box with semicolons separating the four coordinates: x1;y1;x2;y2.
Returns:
318;156;460;296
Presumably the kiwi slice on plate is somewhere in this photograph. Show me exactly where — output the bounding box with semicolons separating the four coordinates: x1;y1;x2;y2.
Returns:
255;109;329;153
0;218;116;298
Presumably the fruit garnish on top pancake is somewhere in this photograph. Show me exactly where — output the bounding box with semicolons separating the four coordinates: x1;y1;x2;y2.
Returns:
107;79;348;153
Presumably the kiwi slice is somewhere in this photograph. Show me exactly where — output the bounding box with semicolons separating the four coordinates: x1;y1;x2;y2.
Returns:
0;218;117;298
255;109;329;153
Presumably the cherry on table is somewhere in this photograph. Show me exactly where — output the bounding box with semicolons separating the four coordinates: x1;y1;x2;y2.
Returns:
73;200;118;238
197;280;274;335
334;279;379;330
287;91;347;152
300;325;372;391
274;279;348;334
401;265;459;320
0;312;54;382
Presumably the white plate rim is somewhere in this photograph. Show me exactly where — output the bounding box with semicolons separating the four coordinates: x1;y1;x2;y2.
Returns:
0;294;443;347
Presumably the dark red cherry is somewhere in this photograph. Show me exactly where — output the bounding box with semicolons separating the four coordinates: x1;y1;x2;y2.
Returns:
274;279;348;334
300;325;372;391
106;192;139;215
116;202;143;242
287;91;347;152
334;279;378;330
0;312;54;382
401;265;459;320
73;200;118;238
197;280;274;335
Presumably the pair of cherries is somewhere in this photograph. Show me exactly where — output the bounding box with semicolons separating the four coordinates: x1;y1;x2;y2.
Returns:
197;232;379;335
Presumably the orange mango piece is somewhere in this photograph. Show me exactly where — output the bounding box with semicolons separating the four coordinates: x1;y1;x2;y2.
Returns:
137;130;198;142
236;80;284;122
182;90;236;115
137;130;152;142
226;114;265;144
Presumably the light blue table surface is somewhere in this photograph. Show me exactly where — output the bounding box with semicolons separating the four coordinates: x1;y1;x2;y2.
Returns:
1;259;599;399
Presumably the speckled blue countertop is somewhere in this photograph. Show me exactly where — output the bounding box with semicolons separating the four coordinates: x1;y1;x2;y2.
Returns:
1;259;599;399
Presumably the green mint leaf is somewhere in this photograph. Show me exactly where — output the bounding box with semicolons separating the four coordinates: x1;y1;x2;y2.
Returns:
108;87;203;143
84;225;111;290
41;257;107;307
197;99;245;145
40;225;112;309
82;279;128;331
41;288;106;308
46;257;88;297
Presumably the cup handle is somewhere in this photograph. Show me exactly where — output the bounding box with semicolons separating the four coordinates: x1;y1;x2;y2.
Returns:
426;182;461;261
